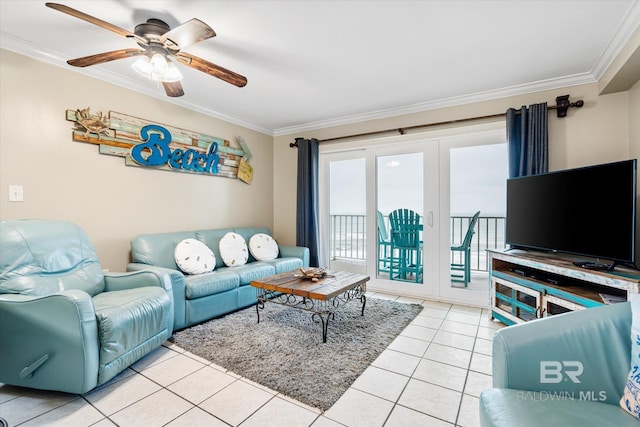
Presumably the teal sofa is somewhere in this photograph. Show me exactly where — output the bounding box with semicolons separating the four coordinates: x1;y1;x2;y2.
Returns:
480;302;638;426
128;227;309;331
0;220;173;394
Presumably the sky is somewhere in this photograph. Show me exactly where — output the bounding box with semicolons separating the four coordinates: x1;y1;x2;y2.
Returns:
329;143;508;217
449;143;507;216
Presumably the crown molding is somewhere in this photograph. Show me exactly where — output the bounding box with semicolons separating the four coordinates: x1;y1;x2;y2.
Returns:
0;33;273;136
591;0;640;80
273;72;596;137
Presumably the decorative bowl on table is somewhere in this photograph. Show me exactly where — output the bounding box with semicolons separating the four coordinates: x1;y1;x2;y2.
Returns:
294;267;331;281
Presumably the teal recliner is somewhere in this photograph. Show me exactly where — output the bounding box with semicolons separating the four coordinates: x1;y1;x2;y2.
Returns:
0;220;173;394
480;302;638;426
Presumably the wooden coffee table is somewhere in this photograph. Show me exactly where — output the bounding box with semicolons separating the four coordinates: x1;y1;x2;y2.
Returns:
250;270;369;343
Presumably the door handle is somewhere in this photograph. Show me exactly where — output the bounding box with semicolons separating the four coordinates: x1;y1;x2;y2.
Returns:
427;211;433;227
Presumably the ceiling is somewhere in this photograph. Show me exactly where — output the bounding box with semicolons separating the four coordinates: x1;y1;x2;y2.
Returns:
1;1;639;136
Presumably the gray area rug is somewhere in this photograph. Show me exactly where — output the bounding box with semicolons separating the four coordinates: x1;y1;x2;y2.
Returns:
170;297;423;411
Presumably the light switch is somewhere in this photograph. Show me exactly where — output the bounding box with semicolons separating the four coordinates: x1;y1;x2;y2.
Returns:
9;185;24;202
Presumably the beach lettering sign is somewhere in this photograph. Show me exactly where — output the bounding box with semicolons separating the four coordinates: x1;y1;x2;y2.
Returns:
66;107;253;184
130;124;220;174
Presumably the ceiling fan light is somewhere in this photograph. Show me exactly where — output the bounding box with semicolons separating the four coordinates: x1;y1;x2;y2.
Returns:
149;53;168;73
132;53;182;83
132;56;151;78
163;61;183;82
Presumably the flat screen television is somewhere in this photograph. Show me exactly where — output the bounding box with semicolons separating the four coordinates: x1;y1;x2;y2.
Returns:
505;159;637;271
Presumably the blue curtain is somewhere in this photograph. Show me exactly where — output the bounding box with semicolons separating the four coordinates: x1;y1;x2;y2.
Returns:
506;102;548;178
295;137;320;267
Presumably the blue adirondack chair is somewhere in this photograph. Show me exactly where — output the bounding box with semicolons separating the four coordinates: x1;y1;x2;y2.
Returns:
388;209;423;283
377;211;393;274
451;211;480;286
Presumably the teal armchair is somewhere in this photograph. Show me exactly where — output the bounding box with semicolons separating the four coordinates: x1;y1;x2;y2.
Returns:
480;302;637;426
0;220;173;394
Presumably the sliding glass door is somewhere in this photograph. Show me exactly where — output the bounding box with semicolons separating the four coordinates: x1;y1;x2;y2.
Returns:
372;143;439;297
320;141;439;299
437;131;507;305
319;126;506;305
375;152;424;283
321;151;367;274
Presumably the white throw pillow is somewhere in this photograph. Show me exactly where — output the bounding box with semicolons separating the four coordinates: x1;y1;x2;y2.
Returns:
621;293;640;419
174;238;216;275
249;233;279;261
219;232;249;267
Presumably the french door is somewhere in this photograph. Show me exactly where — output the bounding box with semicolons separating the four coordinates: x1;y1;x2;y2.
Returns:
320;139;439;299
371;142;440;297
319;127;506;306
437;131;507;306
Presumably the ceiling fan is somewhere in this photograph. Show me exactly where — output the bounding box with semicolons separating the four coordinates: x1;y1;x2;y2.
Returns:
45;2;247;97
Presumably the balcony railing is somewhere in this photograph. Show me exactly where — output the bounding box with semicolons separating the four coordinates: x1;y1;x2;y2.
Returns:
330;214;506;272
330;214;367;260
450;215;506;271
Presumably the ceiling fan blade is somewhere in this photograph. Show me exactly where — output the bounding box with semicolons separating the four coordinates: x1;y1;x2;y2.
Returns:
67;48;145;67
163;81;185;97
161;18;216;51
175;52;247;87
45;3;147;45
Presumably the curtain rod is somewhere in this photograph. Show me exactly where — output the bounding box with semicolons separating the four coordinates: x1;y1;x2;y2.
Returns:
290;94;583;146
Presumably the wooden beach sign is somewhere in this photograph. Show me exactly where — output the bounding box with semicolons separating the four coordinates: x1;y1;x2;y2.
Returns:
66;108;254;184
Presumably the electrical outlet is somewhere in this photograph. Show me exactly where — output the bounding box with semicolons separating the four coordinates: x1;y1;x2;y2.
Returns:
9;185;23;202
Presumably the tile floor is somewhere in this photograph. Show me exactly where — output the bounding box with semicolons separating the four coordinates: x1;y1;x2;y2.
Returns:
0;293;505;427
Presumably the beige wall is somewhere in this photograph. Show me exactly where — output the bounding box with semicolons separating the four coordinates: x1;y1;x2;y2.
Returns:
273;83;633;248
0;50;274;271
630;78;640;159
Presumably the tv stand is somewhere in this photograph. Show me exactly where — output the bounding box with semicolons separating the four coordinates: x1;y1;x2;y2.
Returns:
488;249;640;325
